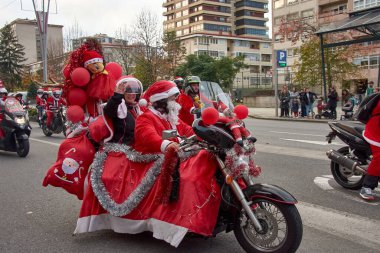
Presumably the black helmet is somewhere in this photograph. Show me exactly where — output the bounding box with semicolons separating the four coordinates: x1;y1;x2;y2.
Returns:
173;77;184;89
15;93;23;98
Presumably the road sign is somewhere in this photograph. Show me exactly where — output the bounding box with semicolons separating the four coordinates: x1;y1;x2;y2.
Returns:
277;50;287;68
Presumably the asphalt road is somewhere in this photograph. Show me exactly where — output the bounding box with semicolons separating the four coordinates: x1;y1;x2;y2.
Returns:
0;119;379;253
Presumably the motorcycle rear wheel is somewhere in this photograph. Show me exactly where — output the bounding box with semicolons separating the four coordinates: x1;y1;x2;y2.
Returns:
234;198;302;253
17;138;29;157
330;146;365;190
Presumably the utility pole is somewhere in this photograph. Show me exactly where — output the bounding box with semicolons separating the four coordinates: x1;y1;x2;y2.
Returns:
32;0;51;83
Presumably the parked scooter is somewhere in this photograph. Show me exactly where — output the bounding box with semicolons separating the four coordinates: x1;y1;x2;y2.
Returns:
0;97;31;157
326;121;371;189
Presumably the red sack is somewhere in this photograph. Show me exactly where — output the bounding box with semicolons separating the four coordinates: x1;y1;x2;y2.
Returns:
88;115;114;143
42;132;96;200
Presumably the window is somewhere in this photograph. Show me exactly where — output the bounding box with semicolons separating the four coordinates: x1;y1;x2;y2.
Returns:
353;0;380;10
275;34;283;42
287;12;299;21
204;23;231;32
274;17;284;25
370;55;379;68
287;0;298;5
274;0;284;9
262;43;270;48
236;28;268;36
287;48;293;57
301;9;314;19
235;19;266;27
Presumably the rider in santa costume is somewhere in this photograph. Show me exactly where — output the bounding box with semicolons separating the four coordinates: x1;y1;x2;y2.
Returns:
361;99;380;200
75;80;221;247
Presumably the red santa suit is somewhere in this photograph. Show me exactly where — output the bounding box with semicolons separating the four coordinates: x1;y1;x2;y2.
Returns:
46;96;67;127
363;99;380;176
75;81;221;247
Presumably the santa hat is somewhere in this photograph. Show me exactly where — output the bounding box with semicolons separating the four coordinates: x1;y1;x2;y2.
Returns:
142;80;179;104
83;50;103;68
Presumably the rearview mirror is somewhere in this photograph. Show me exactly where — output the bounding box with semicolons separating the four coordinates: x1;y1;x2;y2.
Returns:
162;130;177;140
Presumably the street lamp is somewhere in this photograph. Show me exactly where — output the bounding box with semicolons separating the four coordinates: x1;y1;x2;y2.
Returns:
32;0;51;83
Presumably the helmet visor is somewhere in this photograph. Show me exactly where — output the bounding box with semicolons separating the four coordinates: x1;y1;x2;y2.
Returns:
124;79;142;95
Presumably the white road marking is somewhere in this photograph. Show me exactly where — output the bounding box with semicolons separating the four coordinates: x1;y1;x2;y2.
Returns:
314;175;380;206
269;131;325;137
298;201;380;251
255;143;328;160
29;138;60;147
280;138;344;146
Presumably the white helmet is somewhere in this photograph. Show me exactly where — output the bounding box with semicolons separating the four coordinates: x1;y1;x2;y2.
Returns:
0;87;8;94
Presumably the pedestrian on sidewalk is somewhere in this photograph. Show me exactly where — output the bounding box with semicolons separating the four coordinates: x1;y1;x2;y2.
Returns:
291;97;300;118
279;85;290;117
327;86;338;119
366;81;374;97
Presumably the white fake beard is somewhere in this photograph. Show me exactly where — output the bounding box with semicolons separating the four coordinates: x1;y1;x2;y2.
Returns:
167;101;181;126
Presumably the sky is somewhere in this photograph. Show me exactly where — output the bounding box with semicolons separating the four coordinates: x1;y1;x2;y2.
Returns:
0;0;271;38
0;0;165;37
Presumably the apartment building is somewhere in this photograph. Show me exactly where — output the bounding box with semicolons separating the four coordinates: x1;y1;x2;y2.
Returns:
163;0;273;89
8;18;63;65
272;0;318;88
273;0;380;92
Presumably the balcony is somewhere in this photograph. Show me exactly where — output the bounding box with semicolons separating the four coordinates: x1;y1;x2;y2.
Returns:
318;0;345;7
318;11;348;24
163;0;175;7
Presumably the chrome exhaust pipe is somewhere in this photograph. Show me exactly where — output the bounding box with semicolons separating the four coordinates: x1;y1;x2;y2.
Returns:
326;150;367;174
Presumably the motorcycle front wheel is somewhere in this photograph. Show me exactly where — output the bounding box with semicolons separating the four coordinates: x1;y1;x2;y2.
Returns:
42;125;53;137
234;198;303;253
17;138;29;157
330;146;365;190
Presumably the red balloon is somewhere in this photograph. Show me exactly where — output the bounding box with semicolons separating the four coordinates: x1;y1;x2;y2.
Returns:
202;107;219;125
71;67;90;86
105;62;123;80
66;105;85;123
68;88;87;106
62;64;71;79
234;105;249;120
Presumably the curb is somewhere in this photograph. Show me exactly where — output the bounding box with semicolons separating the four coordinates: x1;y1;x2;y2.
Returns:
248;114;332;123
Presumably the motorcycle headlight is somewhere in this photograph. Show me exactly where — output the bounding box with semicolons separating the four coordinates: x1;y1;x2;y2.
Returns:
15;116;26;124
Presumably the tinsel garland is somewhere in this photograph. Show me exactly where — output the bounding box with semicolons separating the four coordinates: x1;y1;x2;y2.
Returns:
224;140;262;179
91;142;198;217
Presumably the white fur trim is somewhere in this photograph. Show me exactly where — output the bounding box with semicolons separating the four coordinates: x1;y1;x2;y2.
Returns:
117;99;128;119
139;98;148;107
84;58;103;68
363;130;380;147
150;87;179;103
161;140;172;153
67;125;88;139
74;214;188;247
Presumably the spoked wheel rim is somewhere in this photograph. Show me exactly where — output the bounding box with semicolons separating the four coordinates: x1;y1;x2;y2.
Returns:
240;201;288;252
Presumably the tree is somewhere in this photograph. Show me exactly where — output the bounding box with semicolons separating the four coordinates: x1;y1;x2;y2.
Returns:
0;24;27;91
276;16;372;89
27;81;38;101
63;19;85;52
174;54;247;89
161;31;186;78
113;28;134;75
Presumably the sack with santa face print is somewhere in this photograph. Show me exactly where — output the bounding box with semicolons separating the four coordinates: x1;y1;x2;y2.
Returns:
42;131;96;200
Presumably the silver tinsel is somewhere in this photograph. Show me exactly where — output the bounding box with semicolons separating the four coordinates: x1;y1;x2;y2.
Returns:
91;142;197;217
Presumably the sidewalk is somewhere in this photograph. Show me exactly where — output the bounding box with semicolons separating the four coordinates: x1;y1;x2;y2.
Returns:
248;107;343;123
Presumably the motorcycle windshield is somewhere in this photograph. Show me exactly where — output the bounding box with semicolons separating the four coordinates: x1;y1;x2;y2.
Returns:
199;81;232;111
4;98;24;114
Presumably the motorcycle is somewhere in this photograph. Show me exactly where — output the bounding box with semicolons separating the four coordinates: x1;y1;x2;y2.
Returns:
41;106;67;137
326;121;371;189
168;93;303;253
0;97;31;157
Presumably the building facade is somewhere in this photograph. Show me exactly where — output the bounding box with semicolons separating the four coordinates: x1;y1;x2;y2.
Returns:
72;34;137;74
8;18;63;65
273;0;380;94
163;0;272;90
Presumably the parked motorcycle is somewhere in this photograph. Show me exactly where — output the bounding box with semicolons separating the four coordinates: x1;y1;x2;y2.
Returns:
0;97;31;157
326;121;371;189
41;106;67;137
